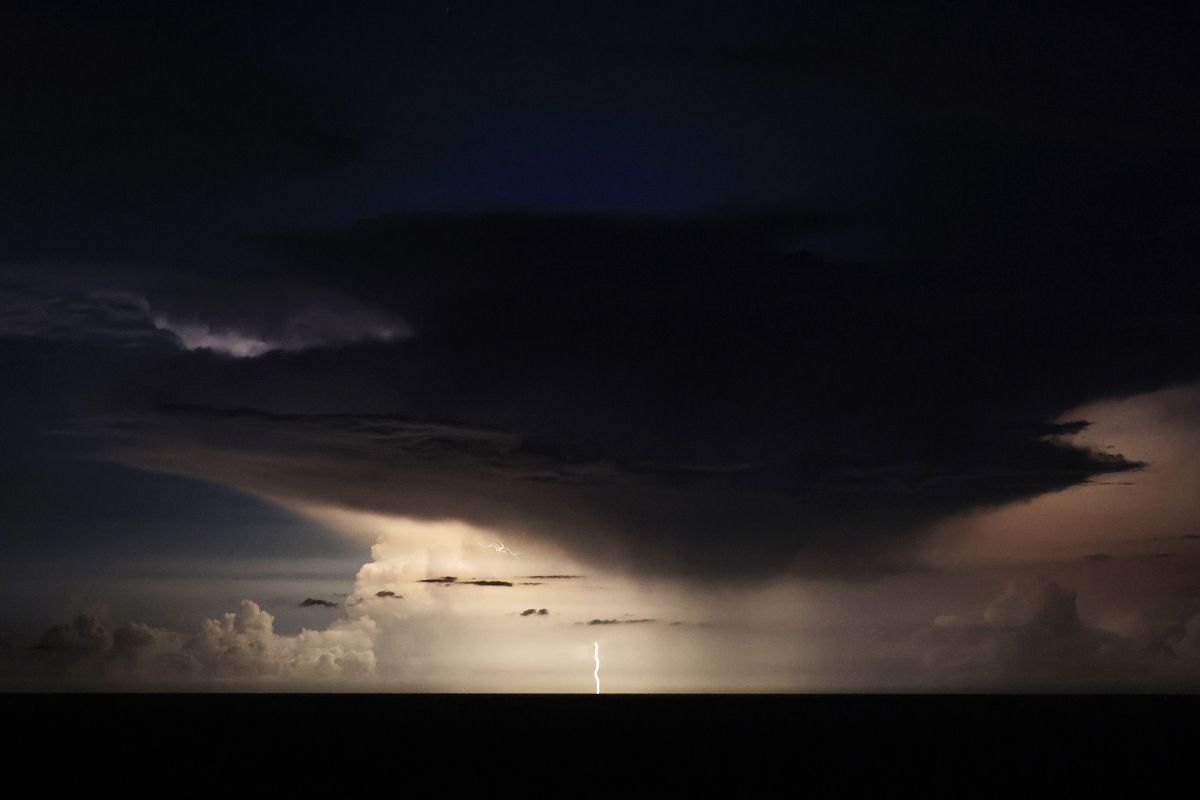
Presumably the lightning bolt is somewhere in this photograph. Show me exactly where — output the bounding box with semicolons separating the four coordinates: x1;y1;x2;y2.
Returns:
593;641;600;695
481;540;519;557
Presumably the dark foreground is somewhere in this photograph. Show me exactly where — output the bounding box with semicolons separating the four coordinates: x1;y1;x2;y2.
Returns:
1;693;1189;792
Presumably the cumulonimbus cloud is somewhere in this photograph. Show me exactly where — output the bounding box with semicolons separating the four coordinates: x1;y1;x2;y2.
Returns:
10;211;1195;581
5;601;376;685
915;580;1200;689
89;402;1142;581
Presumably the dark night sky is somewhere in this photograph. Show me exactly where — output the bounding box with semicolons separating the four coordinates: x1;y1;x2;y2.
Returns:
4;1;1200;689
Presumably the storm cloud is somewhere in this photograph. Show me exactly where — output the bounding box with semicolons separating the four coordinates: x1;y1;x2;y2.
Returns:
56;209;1185;581
4;2;1200;694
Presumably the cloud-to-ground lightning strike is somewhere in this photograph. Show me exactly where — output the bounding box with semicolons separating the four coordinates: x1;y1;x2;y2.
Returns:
594;641;600;694
481;540;519;557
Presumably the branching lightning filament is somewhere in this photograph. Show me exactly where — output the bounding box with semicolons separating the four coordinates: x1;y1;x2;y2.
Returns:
593;641;600;694
481;540;519;557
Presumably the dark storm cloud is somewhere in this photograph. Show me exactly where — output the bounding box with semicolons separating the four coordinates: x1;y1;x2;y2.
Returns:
0;279;179;351
300;598;338;608
69;206;1196;580
5;4;1200;588
1035;421;1092;438
0;267;411;359
586;619;655;626
88;396;1139;580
